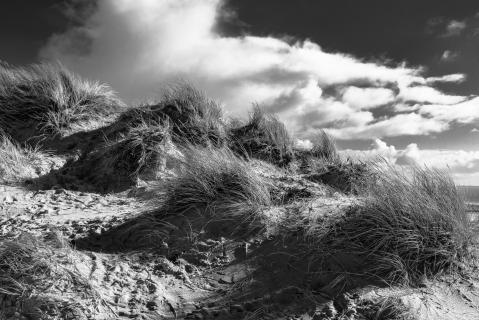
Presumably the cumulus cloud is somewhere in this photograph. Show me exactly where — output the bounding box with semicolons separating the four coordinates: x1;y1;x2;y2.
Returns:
40;0;477;140
294;139;313;151
395;143;421;165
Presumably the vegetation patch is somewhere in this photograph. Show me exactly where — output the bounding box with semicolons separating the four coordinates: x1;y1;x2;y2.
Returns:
158;146;271;238
0;134;53;183
0;232;102;319
0;63;125;143
295;130;340;171
47;120;175;192
118;83;227;147
315;165;473;285
229;107;294;167
306;160;374;194
356;297;416;320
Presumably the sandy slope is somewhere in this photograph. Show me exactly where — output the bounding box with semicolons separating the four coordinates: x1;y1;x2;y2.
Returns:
1;169;479;320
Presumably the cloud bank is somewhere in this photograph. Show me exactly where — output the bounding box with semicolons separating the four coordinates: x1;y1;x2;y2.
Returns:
343;139;479;185
40;0;479;140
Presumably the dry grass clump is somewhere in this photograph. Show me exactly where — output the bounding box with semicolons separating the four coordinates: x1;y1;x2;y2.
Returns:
291;130;374;193
120;83;226;146
229;106;294;166
159;146;271;236
0;62;125;141
0;134;49;183
54;120;174;192
0;232;101;319
357;297;415;320
310;130;339;162
317;165;473;285
296;130;340;173
307;159;374;194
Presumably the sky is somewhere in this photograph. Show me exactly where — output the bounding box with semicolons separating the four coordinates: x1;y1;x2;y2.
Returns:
1;0;479;184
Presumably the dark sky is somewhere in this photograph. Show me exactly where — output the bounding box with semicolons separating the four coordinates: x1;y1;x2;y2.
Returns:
2;0;478;95
0;1;67;65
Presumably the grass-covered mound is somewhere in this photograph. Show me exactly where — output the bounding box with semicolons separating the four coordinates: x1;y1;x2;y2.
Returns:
0;233;102;319
158;146;271;238
0;63;125;143
118;83;227;147
315;165;473;286
45;120;175;192
229;107;294;167
32;83;228;192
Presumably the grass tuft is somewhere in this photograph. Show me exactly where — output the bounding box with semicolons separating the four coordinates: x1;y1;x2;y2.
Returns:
50;119;174;192
309;130;340;163
358;297;415;320
0;62;125;141
159;146;271;236
121;83;226;146
0;134;50;183
0;232;101;319
317;165;473;285
96;120;172;180
307;159;375;194
229;106;294;166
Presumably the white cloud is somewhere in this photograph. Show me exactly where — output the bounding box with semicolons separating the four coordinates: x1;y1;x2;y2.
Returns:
396;143;420;165
426;73;465;83
398;85;466;105
419;97;479;123
341;87;395;110
328;113;448;139
294;139;313;150
344;139;479;184
39;0;477;141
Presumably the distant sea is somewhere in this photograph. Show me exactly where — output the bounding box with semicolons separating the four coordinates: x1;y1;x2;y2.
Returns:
457;186;479;204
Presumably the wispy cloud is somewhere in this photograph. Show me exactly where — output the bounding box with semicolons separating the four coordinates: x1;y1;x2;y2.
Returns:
440;50;459;62
443;20;467;37
427;17;467;37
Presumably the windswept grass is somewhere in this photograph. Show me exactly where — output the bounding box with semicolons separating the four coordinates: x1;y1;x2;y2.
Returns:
229;106;294;166
295;130;338;173
307;159;374;194
159;146;271;236
50;119;174;192
317;165;473;285
0;134;49;183
309;130;339;163
358;297;415;320
94;120;171;180
292;130;374;193
0;62;125;141
0;232;102;319
121;83;226;146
